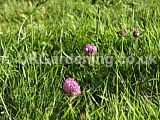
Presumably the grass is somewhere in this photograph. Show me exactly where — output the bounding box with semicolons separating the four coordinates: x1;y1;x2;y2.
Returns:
0;0;160;119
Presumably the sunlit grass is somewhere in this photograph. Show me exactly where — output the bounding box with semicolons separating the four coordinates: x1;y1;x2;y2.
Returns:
0;0;160;119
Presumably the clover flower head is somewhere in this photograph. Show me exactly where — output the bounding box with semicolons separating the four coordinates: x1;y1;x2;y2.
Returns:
133;28;140;37
83;44;97;55
63;77;81;96
118;29;126;38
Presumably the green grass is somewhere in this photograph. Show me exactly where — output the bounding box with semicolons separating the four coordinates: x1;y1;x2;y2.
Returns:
0;0;160;119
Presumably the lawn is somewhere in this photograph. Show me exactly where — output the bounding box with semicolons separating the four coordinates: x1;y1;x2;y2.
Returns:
0;0;160;119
